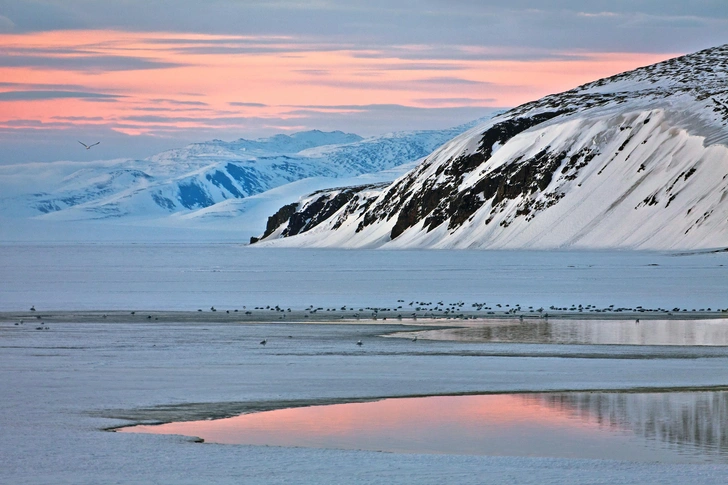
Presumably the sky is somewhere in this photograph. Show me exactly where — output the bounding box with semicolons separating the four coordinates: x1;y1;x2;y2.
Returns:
0;1;726;164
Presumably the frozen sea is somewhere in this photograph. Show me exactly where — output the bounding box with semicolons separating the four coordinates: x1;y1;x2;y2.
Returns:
3;243;728;484
1;243;727;311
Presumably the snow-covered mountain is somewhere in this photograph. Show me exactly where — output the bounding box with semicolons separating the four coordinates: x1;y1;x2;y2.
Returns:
254;45;728;250
0;122;488;240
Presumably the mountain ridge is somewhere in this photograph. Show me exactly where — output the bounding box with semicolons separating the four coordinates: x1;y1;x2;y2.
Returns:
253;45;728;250
0;119;498;241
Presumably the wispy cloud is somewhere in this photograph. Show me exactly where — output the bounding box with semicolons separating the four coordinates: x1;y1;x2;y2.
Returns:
413;77;492;86
131;106;212;113
0;81;95;90
0;26;685;163
366;62;468;71
577;12;620;18
149;98;209;106
415;97;497;106
50;115;105;121
292;69;331;76
229;102;269;107
0;90;122;101
0;54;184;71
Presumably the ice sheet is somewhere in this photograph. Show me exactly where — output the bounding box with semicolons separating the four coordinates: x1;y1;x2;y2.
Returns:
3;320;728;484
1;244;726;311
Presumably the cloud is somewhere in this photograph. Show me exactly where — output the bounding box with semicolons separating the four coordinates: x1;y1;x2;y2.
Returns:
621;13;714;29
413;77;492;86
2;0;726;54
0;54;184;72
120;115;260;125
0;103;501;165
367;62;468;71
79;97;120;103
281;103;500;120
302;75;492;92
229;102;269;107
577;11;620;18
131;106;211;113
415;97;497;106
270;104;501;137
0;81;95;90
159;42;351;56
292;69;331;76
284;104;369;111
350;46;595;62
50;116;105;121
108;104;502;139
0;90;122;101
149;98;209;106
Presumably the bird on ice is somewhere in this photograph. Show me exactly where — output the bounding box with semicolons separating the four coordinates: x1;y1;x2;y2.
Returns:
78;141;100;150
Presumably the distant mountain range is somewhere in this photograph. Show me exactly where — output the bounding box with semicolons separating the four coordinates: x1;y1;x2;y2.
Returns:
253;44;728;250
0;121;491;241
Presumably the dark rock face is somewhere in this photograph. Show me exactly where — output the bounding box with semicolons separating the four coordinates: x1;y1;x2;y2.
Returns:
477;112;569;159
283;191;357;237
259;203;298;241
252;184;387;243
358;111;568;240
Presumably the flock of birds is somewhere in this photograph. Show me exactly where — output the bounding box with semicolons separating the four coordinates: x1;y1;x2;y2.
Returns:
12;300;726;344
14;306;49;330
13;304;422;346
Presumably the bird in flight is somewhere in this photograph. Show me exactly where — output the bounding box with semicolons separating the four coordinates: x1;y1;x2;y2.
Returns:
78;141;100;150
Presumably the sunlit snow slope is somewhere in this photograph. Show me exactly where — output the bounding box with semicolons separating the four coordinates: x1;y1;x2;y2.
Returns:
256;45;728;250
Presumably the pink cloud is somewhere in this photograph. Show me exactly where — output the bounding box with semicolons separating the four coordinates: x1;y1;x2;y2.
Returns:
0;30;678;136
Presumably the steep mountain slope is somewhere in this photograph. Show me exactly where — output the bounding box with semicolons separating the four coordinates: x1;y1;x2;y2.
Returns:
254;45;728;250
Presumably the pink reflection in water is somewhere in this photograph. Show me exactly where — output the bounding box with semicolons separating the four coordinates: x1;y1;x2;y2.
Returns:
118;393;728;463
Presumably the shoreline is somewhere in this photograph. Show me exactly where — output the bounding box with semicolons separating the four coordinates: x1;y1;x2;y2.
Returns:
105;384;728;429
2;309;727;325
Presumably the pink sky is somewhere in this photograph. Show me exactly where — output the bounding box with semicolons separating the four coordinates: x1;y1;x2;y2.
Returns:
0;30;676;137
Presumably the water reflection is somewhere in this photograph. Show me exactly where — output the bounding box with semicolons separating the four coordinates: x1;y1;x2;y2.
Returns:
411;319;728;346
120;390;728;463
527;392;728;458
